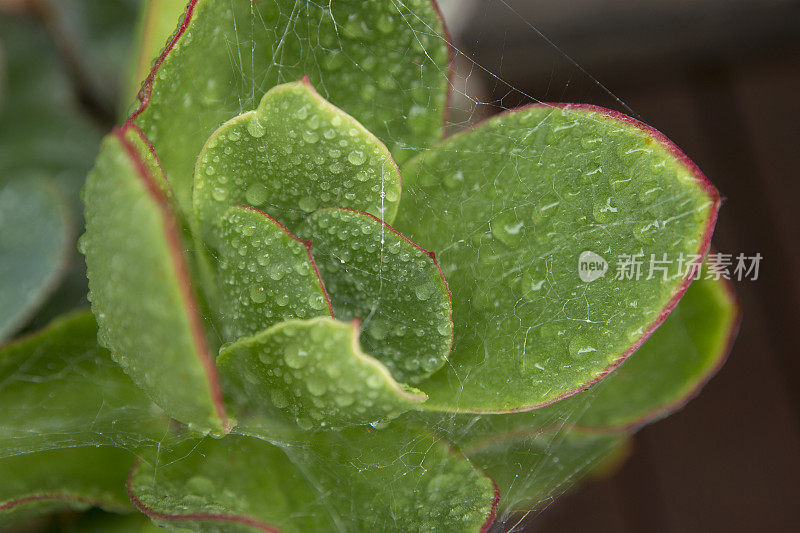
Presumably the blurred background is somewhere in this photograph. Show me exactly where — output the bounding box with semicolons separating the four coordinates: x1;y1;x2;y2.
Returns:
436;0;800;531
2;0;799;531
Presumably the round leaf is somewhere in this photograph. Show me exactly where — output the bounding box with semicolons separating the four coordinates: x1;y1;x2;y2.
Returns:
301;207;453;384
193;79;401;245
132;0;449;211
80;128;228;434
218;318;426;430
214;205;332;343
396;104;720;412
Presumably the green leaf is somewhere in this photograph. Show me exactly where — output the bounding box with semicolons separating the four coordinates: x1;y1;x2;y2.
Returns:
0;3;146;333
193;79;401;244
0;310;169;457
218;318;426;430
0;446;135;525
461;427;628;513
0;178;71;341
125;0;189;107
536;272;740;429
131;0;449;211
60;0;142;115
300;207;453;384
214;205;332;343
420;271;738;447
395;104;720;412
414;410;627;514
0;9;118;332
0;14;101;182
128;427;497;532
0;0;138;191
80;128;229;434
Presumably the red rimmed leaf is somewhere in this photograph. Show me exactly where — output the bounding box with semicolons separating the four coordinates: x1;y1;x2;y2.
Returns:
463;426;630;516
128;425;496;532
299;207;453;384
218;317;426;430
418;410;629;517
396;103;720;412
129;0;450;212
416;267;738;458
0;310;170;457
0;447;136;525
80;127;229;434
535;266;740;430
192;78;402;245
213;205;333;344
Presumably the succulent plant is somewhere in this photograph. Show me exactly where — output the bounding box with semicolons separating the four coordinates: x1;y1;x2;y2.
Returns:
0;1;739;531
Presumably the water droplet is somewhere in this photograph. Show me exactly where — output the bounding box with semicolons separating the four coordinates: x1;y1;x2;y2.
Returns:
245;183;268;205
376;14;394;34
421;356;441;372
270;389;289;409
249;286;266;304
611;175;632;192
369;418;389;429
309;295;326;310
634;221;659;244
639;181;663;202
247;118;265;138
569;335;597;359
348;150;366;165
212;187;228;201
444;170;464;190
360;84;377;100
521;270;546;298
385;188;399;202
492;212;525;247
324;50;345;72
296;417;313;430
414;281;436;301
581;136;602;149
368;320;387;340
298;196;318;213
284;346;308;369
366;374;382;389
335;394;354;407
592;196;619;222
534;193;561;222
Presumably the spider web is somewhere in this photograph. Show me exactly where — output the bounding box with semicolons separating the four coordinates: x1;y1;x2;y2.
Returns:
200;1;636;530
0;1;669;531
428;7;633;530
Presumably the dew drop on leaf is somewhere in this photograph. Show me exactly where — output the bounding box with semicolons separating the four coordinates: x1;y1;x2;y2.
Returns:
249;286;267;304
212;187;227;201
245;183;268;205
298;196;318;213
348;150;366;165
284;347;309;369
568;334;597;359
246;118;266;138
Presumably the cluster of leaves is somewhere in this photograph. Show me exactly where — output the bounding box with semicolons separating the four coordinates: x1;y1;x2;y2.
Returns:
0;1;739;531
